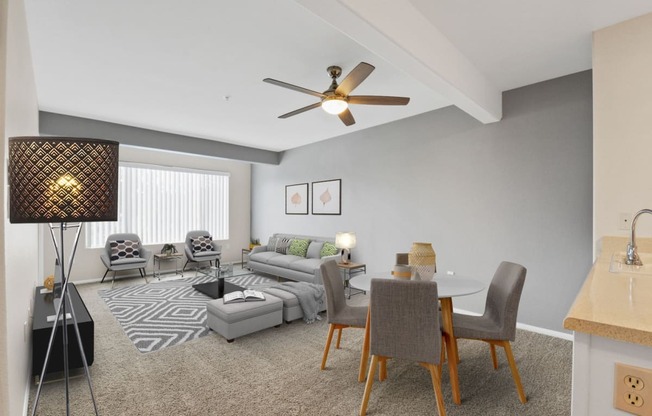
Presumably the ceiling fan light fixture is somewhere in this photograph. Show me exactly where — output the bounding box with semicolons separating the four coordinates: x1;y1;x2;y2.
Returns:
321;96;348;115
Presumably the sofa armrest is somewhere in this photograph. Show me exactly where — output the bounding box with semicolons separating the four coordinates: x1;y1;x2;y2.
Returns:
321;254;340;263
251;245;267;255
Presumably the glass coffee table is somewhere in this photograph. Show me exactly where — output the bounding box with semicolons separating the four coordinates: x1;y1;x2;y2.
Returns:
195;265;253;280
192;266;253;299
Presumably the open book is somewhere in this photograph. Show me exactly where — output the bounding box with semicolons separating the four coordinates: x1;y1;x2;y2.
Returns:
223;289;266;304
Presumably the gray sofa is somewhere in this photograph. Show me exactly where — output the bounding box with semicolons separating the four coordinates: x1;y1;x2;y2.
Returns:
247;233;340;284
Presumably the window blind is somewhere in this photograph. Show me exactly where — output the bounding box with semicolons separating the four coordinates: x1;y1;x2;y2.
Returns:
86;163;229;248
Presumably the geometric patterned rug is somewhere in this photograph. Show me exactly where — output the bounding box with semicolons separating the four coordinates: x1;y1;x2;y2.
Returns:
99;273;276;353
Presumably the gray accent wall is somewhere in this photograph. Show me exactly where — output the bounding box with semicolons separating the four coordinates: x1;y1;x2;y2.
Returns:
251;70;593;333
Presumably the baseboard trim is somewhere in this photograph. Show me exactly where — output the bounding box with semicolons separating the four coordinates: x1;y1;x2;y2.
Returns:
453;307;573;341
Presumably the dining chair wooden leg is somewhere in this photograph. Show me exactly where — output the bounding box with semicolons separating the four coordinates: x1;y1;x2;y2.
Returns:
358;309;371;382
336;327;343;349
502;340;527;404
379;358;387;381
489;342;498;370
427;363;447;416
360;355;379;416
321;324;336;370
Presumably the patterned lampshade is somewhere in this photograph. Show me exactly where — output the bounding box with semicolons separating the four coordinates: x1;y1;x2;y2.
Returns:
8;136;119;223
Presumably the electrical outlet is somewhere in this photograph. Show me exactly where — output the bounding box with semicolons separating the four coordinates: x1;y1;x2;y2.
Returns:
614;363;652;415
628;376;646;391
625;392;645;408
620;213;633;230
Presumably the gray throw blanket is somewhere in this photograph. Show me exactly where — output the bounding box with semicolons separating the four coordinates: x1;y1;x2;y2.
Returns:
268;282;324;324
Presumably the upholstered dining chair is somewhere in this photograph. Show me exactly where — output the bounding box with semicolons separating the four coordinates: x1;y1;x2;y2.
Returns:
320;260;368;370
100;233;151;288
183;230;222;272
451;261;528;404
360;278;446;416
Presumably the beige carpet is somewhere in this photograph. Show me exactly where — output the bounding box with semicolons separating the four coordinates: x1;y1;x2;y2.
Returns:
29;274;572;415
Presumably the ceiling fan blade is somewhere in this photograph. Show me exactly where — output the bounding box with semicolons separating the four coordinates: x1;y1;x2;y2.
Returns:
348;95;410;105
263;78;325;98
278;102;322;119
338;108;356;126
335;62;375;96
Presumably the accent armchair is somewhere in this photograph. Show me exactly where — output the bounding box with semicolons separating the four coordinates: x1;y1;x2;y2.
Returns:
183;230;222;272
100;233;151;288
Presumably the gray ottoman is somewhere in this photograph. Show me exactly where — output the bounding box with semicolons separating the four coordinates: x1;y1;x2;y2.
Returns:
206;295;283;342
264;287;327;323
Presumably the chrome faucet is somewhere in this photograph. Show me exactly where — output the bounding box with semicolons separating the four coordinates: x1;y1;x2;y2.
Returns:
626;209;652;265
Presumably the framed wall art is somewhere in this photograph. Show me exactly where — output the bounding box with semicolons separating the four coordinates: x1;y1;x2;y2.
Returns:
312;179;341;215
285;183;309;215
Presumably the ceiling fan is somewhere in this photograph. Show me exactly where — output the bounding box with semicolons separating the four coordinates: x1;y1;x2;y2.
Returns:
263;62;410;126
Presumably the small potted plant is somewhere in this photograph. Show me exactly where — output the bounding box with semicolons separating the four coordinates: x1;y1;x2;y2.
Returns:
161;243;177;256
249;238;260;250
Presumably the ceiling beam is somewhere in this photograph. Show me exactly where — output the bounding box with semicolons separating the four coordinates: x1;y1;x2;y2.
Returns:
295;0;502;123
39;112;280;165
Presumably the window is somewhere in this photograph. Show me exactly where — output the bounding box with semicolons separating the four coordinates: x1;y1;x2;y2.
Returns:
86;162;229;248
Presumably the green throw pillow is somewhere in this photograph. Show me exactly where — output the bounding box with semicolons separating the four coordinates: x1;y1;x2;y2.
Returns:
288;239;310;257
320;242;338;258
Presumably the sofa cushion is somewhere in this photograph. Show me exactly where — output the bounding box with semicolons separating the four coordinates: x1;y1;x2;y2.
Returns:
109;240;140;261
289;258;323;274
288;239;310;257
306;241;324;259
267;237;279;252
194;250;218;258
267;254;303;268
249;251;282;264
320;242;339;258
275;238;292;254
111;257;147;266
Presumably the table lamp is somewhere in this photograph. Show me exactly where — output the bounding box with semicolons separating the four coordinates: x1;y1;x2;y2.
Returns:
335;231;356;264
9;136;119;416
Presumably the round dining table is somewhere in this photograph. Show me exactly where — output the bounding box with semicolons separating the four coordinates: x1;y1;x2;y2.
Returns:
349;272;485;405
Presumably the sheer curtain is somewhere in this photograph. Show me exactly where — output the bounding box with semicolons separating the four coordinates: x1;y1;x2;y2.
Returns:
86;162;229;248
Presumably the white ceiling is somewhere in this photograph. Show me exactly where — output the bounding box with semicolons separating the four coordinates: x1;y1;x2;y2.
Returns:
23;1;652;152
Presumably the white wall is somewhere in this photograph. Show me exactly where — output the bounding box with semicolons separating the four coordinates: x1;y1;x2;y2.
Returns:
593;12;652;252
252;71;593;333
1;0;40;414
42;145;252;283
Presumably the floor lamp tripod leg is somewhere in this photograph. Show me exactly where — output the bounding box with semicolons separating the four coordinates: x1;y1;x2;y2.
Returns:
66;292;99;414
30;289;65;415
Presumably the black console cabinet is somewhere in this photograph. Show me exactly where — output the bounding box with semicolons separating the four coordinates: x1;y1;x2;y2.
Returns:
32;283;94;378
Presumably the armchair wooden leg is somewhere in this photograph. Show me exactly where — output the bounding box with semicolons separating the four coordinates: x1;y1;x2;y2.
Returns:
427;362;447;416
101;269;110;283
321;324;336;370
336;327;343;349
360;355;379;416
501;341;527;404
182;260;189;272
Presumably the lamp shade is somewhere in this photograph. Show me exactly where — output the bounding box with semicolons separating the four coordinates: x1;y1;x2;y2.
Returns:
8;136;119;223
335;232;357;249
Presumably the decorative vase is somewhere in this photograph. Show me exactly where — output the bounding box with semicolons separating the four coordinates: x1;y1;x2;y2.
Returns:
408;242;436;280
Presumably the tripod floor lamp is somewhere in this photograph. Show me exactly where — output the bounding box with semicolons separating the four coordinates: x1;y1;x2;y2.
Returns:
8;136;119;416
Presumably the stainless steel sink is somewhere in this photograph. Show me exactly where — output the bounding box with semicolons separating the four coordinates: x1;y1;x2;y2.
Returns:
610;252;652;275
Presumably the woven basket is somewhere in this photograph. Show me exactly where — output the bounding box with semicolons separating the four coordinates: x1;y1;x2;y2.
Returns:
408;242;436;280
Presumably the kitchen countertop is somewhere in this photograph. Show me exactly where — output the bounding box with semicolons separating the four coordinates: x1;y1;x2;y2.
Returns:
564;236;652;346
